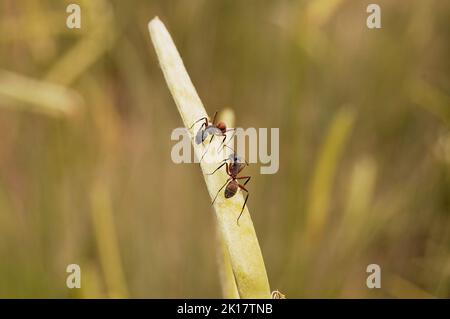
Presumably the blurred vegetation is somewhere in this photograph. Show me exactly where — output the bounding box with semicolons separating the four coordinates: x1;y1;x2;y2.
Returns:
0;0;448;298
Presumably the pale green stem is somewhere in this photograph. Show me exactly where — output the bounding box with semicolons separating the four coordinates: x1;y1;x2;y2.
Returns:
90;179;129;298
148;17;270;298
305;108;355;241
216;108;239;299
0;70;83;117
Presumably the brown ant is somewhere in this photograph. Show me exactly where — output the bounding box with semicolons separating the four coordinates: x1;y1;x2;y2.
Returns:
207;146;250;225
189;111;235;161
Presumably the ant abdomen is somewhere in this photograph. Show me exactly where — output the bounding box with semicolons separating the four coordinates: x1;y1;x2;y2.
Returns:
225;181;238;198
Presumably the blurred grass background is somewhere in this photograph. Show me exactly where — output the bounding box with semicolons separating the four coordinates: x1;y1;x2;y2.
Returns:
0;0;449;298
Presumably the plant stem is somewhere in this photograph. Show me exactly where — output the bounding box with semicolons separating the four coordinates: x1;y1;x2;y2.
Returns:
216;108;239;299
148;17;270;298
0;70;82;117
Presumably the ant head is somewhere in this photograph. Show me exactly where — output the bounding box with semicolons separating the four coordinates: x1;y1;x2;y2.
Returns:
216;121;226;133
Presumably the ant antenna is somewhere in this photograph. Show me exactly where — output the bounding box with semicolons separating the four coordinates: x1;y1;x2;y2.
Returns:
222;144;235;154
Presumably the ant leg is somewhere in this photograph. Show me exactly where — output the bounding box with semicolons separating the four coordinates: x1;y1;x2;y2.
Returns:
206;161;227;175
188;117;208;130
220;130;236;159
211;111;218;125
200;134;216;162
220;128;235;149
236;176;251;186
236;184;249;225
225;128;236;143
191;120;207;146
217;134;228;159
195;122;207;143
220;144;234;160
212;177;231;206
208;133;215;144
226;161;231;176
200;146;208;162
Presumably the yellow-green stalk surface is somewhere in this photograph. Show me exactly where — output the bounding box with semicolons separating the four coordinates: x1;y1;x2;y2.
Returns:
215;108;239;299
90;179;129;298
0;70;83;117
305;107;355;241
148;17;270;298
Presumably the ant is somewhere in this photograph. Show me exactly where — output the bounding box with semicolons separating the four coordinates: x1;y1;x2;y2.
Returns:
207;145;251;225
188;111;235;161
